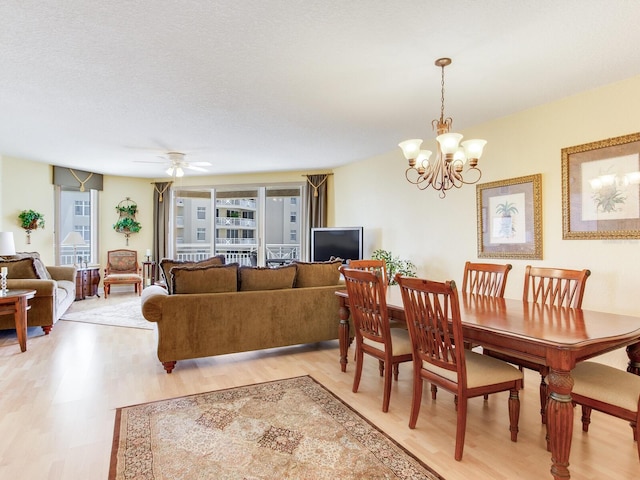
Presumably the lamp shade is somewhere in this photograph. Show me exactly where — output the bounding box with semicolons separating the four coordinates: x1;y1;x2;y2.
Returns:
61;231;86;246
398;139;423;160
0;232;16;256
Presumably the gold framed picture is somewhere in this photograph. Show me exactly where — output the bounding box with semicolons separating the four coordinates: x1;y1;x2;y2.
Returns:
562;132;640;239
476;174;542;259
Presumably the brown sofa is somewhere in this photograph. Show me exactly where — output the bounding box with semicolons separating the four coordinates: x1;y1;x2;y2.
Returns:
0;254;76;334
141;259;345;373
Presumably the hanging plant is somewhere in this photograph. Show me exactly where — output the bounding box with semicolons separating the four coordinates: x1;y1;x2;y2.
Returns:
18;209;45;231
372;249;417;285
113;217;142;233
116;204;138;216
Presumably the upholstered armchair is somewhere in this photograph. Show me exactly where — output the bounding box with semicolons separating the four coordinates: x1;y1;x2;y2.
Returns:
103;249;142;298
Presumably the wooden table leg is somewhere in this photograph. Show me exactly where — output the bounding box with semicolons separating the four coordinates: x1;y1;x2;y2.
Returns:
338;304;350;372
627;342;640;375
546;368;574;480
15;296;28;352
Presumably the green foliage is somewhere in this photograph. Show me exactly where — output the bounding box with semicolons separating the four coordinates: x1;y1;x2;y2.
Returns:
116;204;138;216
371;249;417;285
113;217;142;233
18;209;45;230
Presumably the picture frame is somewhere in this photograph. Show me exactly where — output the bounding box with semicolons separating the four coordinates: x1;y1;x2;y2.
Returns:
476;174;542;259
562;132;640;239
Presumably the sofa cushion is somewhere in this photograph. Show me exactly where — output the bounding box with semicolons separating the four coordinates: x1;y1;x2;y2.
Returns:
171;263;239;294
0;257;41;279
292;260;342;288
160;255;226;294
239;265;297;291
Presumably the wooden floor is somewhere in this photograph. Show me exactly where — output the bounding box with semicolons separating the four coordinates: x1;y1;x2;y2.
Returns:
0;294;638;479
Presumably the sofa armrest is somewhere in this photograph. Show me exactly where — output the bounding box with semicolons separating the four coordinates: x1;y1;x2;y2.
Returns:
141;285;169;322
46;266;77;283
6;278;56;296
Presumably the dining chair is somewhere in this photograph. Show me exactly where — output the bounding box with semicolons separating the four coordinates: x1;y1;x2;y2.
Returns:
486;265;591;423
395;274;523;461
340;266;413;413
347;259;388;285
103;249;143;299
461;261;512;297
570;361;640;460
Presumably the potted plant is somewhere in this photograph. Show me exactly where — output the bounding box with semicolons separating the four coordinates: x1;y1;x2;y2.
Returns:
113;217;142;234
371;249;417;285
18;209;45;244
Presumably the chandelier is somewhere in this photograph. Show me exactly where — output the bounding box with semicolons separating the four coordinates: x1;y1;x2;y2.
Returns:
398;58;486;198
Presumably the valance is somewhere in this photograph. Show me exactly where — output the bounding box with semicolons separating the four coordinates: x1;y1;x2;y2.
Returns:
53;166;103;191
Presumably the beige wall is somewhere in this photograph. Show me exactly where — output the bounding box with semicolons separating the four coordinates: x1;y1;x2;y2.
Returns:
0;159;334;267
334;74;640;316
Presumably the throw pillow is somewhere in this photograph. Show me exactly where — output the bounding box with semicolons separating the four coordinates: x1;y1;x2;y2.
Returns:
171;263;238;294
0;257;40;279
239;264;297;291
160;255;226;294
292;260;342;288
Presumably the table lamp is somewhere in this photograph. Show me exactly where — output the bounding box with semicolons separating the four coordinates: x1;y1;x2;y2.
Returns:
61;231;87;266
0;232;16;256
0;232;15;294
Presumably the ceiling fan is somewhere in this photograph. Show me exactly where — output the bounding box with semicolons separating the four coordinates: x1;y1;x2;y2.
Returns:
134;151;212;177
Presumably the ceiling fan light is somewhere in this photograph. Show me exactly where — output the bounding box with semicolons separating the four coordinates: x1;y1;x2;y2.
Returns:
175;167;184;177
166;166;175;176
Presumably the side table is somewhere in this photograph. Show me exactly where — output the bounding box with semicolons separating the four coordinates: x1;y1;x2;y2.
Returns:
142;261;156;288
0;289;36;352
75;266;101;300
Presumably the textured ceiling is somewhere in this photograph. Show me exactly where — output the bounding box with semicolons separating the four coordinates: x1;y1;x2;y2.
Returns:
1;1;640;178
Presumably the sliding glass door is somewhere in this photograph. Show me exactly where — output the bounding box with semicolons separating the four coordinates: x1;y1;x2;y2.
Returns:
172;183;304;266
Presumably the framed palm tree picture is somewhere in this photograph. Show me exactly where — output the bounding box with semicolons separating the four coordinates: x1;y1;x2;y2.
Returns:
476;174;542;259
562;132;640;239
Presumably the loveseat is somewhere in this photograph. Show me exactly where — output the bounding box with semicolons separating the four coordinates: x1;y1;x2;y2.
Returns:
0;253;76;334
141;259;345;373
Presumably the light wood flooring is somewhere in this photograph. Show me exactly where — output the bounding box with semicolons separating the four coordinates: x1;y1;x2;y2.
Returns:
1;294;638;479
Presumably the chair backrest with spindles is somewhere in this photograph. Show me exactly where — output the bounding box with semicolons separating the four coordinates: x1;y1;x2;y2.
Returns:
462;261;512;298
523;265;590;308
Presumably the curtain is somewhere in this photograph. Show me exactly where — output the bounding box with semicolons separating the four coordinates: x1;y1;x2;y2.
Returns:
305;174;330;228
152;181;172;281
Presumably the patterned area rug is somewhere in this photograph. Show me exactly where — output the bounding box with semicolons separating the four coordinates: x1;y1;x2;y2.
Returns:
61;297;153;330
109;376;444;480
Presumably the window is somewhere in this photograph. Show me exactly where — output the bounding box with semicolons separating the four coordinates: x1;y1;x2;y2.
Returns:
74;200;90;216
290;230;297;241
196;228;206;241
197;206;206;220
290;197;297;205
290;212;297;223
56;187;98;265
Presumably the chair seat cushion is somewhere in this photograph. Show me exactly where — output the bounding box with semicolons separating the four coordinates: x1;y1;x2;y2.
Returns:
362;328;413;356
571;361;640;412
104;274;142;283
424;350;523;388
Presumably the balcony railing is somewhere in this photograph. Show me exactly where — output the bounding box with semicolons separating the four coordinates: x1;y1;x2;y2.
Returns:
174;243;300;266
216;217;256;228
216;198;256;210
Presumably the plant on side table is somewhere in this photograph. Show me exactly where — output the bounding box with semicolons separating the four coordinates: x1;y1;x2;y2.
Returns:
371;249;417;285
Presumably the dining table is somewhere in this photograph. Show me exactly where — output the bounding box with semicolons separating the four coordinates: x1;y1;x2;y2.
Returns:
335;286;640;480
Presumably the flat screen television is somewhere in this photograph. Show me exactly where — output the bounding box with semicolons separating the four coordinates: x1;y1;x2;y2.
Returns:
310;227;363;263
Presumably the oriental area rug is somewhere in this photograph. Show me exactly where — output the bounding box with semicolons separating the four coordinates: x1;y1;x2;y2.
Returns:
109;375;444;480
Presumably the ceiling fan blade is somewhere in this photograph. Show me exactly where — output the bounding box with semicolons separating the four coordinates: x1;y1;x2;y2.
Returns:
133;160;166;164
185;165;208;172
189;161;212;167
